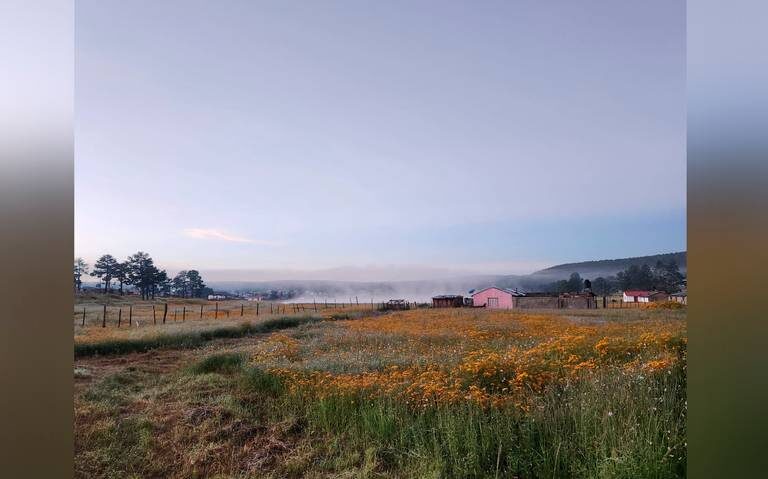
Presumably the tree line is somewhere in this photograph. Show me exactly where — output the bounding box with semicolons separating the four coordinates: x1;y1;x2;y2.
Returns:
73;252;212;299
545;260;685;295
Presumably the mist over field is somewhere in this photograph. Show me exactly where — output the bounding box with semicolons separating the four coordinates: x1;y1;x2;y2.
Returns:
203;251;687;301
207;277;513;303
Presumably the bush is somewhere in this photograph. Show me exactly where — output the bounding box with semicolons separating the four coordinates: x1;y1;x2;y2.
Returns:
240;366;285;397
189;352;246;375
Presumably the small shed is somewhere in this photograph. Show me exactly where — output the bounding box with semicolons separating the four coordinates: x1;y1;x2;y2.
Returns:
622;290;668;303
432;295;464;308
471;287;525;309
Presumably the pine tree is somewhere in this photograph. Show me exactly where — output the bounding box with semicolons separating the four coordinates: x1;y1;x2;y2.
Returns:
91;254;119;294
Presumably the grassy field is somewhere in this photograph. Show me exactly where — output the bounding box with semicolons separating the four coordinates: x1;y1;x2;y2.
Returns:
74;306;686;478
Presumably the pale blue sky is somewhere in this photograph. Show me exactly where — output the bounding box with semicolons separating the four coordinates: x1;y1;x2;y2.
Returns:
75;0;685;280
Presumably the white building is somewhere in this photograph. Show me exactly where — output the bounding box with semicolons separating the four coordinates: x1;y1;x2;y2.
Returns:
622;290;668;303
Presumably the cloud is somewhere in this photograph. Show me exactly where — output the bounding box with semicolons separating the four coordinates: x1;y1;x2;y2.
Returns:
183;228;280;246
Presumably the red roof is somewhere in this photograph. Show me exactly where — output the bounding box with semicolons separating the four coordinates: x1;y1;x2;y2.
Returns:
623;290;651;297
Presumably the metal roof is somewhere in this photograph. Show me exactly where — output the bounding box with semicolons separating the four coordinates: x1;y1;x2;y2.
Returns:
470;286;526;297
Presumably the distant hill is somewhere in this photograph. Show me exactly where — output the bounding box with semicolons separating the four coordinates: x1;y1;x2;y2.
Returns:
206;252;687;300
529;251;686;282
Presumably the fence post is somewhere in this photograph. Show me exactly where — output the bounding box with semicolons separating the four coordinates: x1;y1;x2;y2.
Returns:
215;302;219;319
173;309;177;321
241;304;244;316
82;307;86;326
102;304;107;328
183;306;186;321
256;302;259;315
163;303;168;324
270;303;273;314
129;305;133;326
153;305;156;324
226;309;230;318
118;308;122;328
200;304;204;318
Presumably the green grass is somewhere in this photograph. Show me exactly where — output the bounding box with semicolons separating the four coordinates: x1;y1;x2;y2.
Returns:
74;315;320;357
189;352;247;375
227;364;687;478
77;361;685;478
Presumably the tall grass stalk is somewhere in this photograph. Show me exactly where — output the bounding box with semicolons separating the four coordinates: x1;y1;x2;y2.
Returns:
239;365;686;478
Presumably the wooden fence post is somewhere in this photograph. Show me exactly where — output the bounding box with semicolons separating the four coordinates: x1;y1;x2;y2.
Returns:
270;303;273;314
82;307;86;326
129;305;133;326
153;305;156;324
118;308;122;328
241;304;244;316
173;309;177;321
163;303;168;324
200;304;204;318
226;309;230;318
102;304;107;328
256;302;259;316
183;306;186;321
215;302;219;319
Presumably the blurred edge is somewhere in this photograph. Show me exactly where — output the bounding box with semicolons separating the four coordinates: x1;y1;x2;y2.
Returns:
689;0;768;477
2;0;768;477
0;0;74;477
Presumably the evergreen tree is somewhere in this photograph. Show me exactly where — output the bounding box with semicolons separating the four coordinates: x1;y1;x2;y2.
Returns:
114;261;128;295
74;258;88;292
125;251;157;300
91;254;119;294
186;270;206;298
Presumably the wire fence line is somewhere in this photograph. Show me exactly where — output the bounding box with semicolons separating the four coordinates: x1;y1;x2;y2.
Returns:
72;299;403;328
74;296;676;329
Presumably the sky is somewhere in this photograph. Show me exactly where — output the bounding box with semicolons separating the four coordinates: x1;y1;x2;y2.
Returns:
75;0;686;281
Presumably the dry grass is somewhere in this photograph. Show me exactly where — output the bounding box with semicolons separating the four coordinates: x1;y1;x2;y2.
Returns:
74;298;373;344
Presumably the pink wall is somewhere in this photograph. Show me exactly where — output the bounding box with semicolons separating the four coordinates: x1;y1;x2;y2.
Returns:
471;287;515;309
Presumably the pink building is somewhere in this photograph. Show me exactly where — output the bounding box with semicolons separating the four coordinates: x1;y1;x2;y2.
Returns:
471;287;524;309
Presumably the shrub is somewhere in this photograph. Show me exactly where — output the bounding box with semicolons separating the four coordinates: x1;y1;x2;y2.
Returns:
240;366;285;397
189;352;246;375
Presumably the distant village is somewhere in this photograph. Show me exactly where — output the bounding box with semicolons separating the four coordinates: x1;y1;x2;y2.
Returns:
424;278;687;310
77;253;686;309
